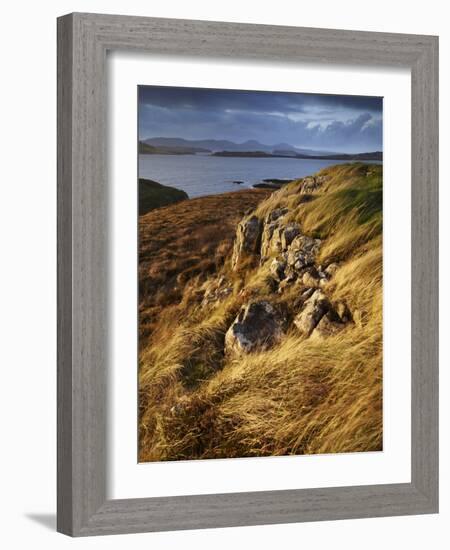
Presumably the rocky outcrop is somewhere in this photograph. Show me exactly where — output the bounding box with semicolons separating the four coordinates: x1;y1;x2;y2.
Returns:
266;207;288;224
227;172;353;343
293;289;330;337
294;290;352;339
286;235;321;272
231;215;262;269
260;208;289;258
261;222;303;264
258;210;327;292
225;301;286;355
270;258;286;281
312;310;346;339
265;225;284;257
281;223;301;250
301;267;321;288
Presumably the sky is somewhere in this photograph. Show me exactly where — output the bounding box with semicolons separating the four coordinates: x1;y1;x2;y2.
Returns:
138;86;382;153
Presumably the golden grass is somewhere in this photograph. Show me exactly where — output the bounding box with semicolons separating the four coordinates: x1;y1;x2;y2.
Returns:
138;163;383;462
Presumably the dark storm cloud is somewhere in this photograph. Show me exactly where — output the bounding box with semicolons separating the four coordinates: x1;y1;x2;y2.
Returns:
138;86;383;153
138;86;381;114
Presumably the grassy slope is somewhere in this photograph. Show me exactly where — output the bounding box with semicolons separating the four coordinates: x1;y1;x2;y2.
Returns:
139;163;383;462
139;188;271;343
139;178;188;215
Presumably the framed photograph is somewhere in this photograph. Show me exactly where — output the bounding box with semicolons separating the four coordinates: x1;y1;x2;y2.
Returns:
57;13;438;536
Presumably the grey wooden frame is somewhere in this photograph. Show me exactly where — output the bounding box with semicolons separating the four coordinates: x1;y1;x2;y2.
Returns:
57;12;439;537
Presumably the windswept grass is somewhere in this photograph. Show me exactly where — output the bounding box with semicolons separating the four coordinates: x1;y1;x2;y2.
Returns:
139;163;383;462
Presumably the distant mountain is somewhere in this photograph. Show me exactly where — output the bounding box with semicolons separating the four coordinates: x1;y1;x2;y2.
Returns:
272;142;297;152
295;151;382;161
143;137;235;152
272;149;298;157
142;137;336;156
212;150;383;161
213;151;275;158
272;144;341;156
141;137;381;161
139;141;210;155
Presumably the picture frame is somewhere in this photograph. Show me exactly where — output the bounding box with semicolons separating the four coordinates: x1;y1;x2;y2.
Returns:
57;12;438;536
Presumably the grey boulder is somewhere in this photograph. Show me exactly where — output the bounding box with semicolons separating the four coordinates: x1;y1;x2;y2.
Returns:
231;215;262;269
225;301;286;354
286;235;321;271
293;289;330;337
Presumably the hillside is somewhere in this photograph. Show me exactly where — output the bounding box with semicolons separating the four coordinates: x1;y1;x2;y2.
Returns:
139;163;383;462
139;178;188;215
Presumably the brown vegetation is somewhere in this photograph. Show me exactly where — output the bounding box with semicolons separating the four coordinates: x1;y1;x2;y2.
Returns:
139;188;270;344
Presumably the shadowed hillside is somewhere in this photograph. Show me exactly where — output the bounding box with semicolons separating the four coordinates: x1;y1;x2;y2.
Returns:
138;163;383;462
139;178;188;215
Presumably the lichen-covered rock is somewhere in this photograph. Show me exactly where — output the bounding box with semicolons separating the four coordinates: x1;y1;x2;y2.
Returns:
260;208;288;258
260;212;300;261
266;207;288;224
260;224;277;258
283;264;298;282
231;215;262;269
270;226;285;255
293;289;330;337
261;223;284;258
302;267;321;288
225;301;286;354
324;262;339;278
311;310;346;339
286;235;321;271
316;265;328;279
270;258;286;281
300;287;316;301
280;223;301;250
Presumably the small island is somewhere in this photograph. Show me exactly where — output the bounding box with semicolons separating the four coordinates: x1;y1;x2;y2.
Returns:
139;141;211;155
253;178;294;189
